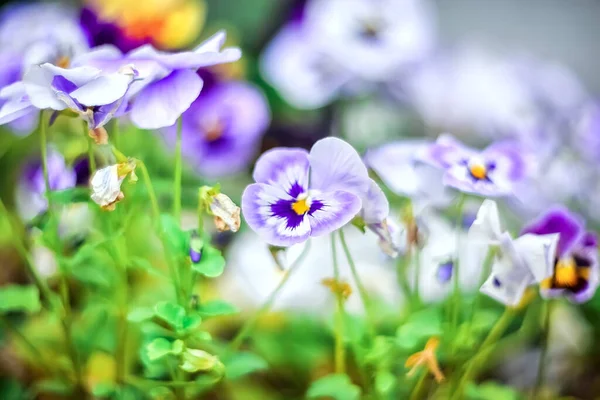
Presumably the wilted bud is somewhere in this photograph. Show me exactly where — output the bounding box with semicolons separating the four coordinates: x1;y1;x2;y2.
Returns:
209;193;241;233
180;348;222;373
89;126;108;145
321;278;353;300
90;160;137;211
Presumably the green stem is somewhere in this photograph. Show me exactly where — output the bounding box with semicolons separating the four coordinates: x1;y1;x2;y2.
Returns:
0;200;55;309
412;248;421;308
409;369;428;400
532;300;552;399
229;242;312;350
331;235;346;374
173;117;183;221
0;316;53;374
396;250;414;312
137;161;161;221
451;194;467;331
85;121;96;175
39;111;51;209
111;212;130;384
451;307;516;400
338;229;376;337
111;119;120;149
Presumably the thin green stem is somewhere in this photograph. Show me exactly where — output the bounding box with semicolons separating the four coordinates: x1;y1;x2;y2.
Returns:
396;250;414;312
451;307;516;400
229;242;312;350
409;369;428;400
173;117;183;221
532;300;552;399
0;199;55;309
412;248;421;308
331;234;346;374
137;161;161;221
111;211;130;384
0;316;53;374
39;111;51;208
451;194;467;331
338;229;376;337
85;121;96;175
111;119;120;149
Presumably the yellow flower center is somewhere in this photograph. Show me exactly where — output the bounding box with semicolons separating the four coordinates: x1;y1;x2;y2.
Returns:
469;163;487;180
56;56;70;69
291;198;310;215
555;257;578;287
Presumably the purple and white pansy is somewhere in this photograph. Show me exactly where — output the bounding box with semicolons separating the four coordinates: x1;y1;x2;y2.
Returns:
242;137;370;247
469;200;559;306
72;30;241;129
418;134;532;198
521;207;599;303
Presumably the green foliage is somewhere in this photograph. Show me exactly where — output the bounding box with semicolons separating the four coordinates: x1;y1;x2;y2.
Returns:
146;338;184;361
191;245;225;277
0;285;41;314
160;214;189;257
307;374;361;400
396;308;443;351
198;300;239;317
223;352;268;380
466;382;522;400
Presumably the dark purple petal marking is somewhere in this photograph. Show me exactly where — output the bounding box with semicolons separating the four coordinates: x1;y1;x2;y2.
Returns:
309;199;324;214
521;208;584;257
493;277;501;287
270;199;306;229
51;75;78;94
289;182;305;198
437;261;453;283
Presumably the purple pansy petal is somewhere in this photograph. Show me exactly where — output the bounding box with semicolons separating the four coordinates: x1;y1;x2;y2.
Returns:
130;69;203;129
307;190;362;237
360;179;389;224
0;82;35;126
483;141;529;181
70;71;134;106
128;31;241;70
582;232;598;249
418;133;475;169
521;207;584;257
443;165;511;197
23;65;69;110
252;148;310;195
308;137;370;195
242;183;310;247
364;140;429;196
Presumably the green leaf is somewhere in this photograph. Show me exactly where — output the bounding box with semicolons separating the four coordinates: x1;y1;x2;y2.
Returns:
129;257;167;278
160;214;189;257
466;381;521;400
181;314;202;331
396;308;442;351
127;307;155;323
154;301;185;329
191;246;225;278
198;300;239;317
48;188;91;205
91;382;116;397
375;371;395;395
146;338;181;361
0;285;41;314
307;374;361;400
148;386;175;400
223;352;268;380
34;379;73;396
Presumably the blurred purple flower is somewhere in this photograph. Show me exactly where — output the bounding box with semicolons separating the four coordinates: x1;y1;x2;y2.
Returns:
72;31;241;129
242;137;370;246
303;0;435;81
522;208;599;303
436;261;453;284
0;64;138;130
418;134;531;198
364;139;453;209
80;7;148;53
163;81;270;178
16;148;76;221
0;2;89;134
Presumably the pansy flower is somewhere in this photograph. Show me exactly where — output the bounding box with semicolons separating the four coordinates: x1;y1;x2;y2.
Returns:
470;200;559;306
0;63;138;130
15;148;76;221
359;178;402;258
364;139;453;209
162;81;270;177
521;207;599;303
242;137;370;247
418;134;531;198
72;31;241;129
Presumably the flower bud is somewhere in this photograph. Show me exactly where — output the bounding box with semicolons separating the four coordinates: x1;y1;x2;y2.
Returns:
179;348;221;373
209;193;241;233
90;160;137;211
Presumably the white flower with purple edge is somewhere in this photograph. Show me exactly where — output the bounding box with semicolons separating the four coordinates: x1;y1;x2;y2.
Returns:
469;200;559;306
71;31;241;129
418;134;532;198
242;137;370;247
